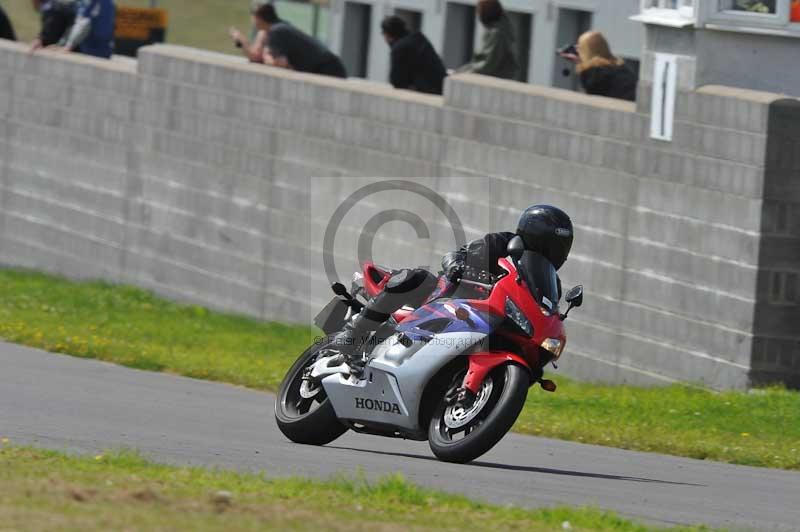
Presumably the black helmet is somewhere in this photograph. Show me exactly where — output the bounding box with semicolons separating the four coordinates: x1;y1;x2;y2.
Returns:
516;205;573;270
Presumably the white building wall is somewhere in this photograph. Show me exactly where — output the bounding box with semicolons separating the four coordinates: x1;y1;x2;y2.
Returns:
327;0;643;89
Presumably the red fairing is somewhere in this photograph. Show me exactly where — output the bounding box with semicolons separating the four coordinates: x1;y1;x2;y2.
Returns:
472;258;566;370
392;307;414;323
463;352;530;393
362;262;391;298
454;257;567;391
365;257;567;375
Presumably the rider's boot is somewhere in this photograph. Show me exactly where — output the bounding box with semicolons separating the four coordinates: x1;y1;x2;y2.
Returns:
331;269;437;376
330;309;390;376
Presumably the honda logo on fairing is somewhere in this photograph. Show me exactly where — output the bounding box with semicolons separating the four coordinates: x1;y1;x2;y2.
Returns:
355;397;402;414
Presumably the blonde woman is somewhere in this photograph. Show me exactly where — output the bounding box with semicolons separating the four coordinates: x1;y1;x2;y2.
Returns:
560;31;637;102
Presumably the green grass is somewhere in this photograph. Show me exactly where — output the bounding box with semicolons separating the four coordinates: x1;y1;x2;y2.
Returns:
515;380;800;469
1;268;799;471
0;268;314;389
0;444;712;531
1;0;328;54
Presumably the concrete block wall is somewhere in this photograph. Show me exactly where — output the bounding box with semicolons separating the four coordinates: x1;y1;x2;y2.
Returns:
0;44;137;286
754;98;800;388
0;40;796;389
440;75;774;388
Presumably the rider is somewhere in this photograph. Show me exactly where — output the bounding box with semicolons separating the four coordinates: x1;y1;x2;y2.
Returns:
333;204;574;359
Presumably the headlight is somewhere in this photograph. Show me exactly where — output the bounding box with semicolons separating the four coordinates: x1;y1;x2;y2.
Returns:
541;338;564;359
505;297;532;336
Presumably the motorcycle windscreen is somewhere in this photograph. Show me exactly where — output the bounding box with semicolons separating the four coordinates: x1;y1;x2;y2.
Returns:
518;251;560;314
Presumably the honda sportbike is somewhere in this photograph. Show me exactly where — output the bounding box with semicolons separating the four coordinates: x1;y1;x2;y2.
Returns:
275;239;583;463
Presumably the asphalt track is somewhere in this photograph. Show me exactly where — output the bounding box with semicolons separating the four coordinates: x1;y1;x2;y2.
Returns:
2;342;799;530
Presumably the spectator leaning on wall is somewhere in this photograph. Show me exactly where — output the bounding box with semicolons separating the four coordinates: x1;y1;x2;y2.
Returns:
230;1;269;63
381;16;447;95
560;31;637;102
230;4;346;78
30;0;77;51
60;0;116;58
0;5;16;41
255;4;346;78
457;0;519;81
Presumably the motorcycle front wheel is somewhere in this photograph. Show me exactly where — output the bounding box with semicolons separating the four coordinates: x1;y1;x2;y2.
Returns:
428;363;529;463
274;342;348;446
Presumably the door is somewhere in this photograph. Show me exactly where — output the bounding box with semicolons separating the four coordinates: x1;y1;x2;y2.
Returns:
506;10;533;82
552;8;593;91
341;2;372;78
442;1;476;70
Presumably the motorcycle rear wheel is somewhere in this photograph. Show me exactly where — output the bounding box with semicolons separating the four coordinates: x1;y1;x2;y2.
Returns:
428;363;529;463
275;342;348;446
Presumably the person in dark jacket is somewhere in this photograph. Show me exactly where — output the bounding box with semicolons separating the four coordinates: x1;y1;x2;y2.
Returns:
457;0;519;81
235;3;346;78
560;31;637;102
381;15;447;95
0;5;16;41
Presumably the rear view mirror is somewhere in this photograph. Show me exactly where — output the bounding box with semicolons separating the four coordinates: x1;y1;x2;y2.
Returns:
560;285;583;321
331;282;349;297
507;236;525;261
565;285;583;308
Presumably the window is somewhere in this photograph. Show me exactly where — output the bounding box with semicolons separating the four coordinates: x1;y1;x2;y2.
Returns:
633;0;695;27
273;0;329;41
643;0;695;11
552;8;592;91
341;2;372;78
721;0;776;13
636;0;800;34
700;0;799;31
506;10;533;82
442;2;476;70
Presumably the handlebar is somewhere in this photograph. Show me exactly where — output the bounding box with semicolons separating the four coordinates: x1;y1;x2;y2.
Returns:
459;279;495;291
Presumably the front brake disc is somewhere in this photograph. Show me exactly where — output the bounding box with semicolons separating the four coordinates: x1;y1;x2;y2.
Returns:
443;377;494;429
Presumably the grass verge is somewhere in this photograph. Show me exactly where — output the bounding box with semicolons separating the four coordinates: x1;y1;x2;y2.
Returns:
0;444;711;531
1;268;799;470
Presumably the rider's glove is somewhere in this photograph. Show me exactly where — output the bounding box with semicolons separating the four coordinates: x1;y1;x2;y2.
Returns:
446;263;464;282
441;251;465;282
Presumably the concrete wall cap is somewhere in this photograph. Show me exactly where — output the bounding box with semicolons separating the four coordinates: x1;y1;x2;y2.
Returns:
138;44;444;107
696;85;795;104
0;39;136;73
447;73;637;113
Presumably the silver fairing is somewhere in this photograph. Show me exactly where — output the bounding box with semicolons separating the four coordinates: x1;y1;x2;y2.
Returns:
322;331;487;432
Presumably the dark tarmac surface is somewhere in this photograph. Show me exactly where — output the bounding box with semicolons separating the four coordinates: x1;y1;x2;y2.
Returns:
2;342;798;530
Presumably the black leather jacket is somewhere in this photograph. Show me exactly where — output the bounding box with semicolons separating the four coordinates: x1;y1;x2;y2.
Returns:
442;232;515;281
442;231;562;297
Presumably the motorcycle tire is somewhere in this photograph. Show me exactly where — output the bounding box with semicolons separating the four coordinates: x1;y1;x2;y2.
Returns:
428;363;529;464
275;342;348;446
